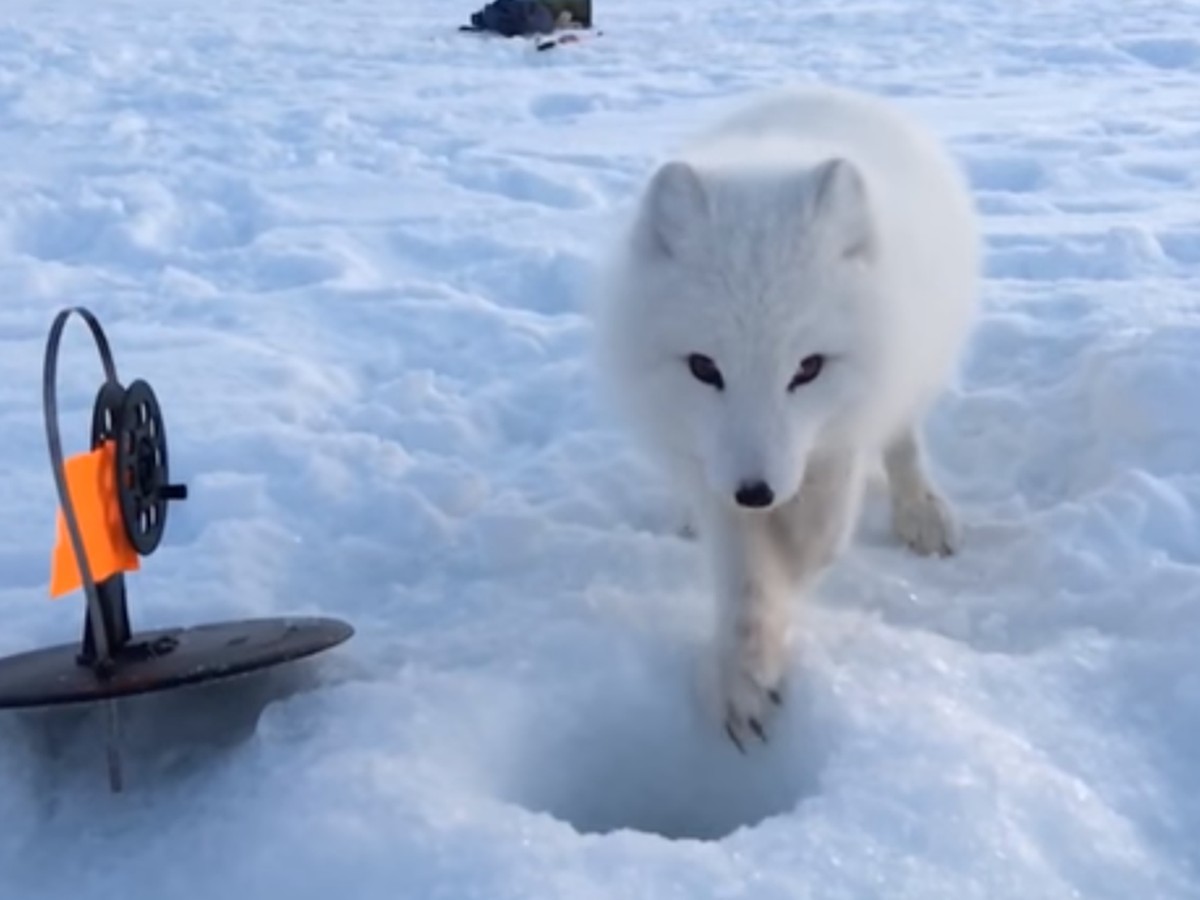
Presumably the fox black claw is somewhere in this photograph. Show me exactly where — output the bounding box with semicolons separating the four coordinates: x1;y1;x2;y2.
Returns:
748;717;768;742
725;722;747;753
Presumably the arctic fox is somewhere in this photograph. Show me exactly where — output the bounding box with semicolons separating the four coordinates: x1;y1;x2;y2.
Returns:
595;84;980;750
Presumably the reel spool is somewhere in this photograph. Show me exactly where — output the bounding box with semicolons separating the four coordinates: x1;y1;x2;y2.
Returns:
0;307;354;791
101;377;187;557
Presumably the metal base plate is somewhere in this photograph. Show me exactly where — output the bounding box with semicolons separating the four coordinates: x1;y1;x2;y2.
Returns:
0;616;353;709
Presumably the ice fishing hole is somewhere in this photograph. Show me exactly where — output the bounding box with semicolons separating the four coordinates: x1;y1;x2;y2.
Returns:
501;670;830;841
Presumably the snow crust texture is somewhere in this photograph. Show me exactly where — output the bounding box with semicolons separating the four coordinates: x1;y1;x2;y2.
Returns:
1;0;1199;898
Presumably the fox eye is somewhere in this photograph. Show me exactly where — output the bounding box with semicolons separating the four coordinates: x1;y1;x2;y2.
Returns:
788;354;825;391
687;353;724;390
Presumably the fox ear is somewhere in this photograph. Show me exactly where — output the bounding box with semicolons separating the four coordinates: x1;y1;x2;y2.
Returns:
810;157;874;260
635;160;710;260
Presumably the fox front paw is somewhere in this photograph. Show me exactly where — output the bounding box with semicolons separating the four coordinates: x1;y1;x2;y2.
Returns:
716;640;787;752
722;671;783;752
892;489;959;557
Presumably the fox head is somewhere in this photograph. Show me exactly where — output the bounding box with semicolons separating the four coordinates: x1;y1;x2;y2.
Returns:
606;154;887;512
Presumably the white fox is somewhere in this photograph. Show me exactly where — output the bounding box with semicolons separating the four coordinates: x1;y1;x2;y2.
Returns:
595;83;980;749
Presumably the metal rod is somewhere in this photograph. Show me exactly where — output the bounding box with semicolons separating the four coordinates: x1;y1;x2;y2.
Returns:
42;307;123;670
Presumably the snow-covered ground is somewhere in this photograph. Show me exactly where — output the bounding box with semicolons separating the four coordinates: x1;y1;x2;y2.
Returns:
1;0;1199;896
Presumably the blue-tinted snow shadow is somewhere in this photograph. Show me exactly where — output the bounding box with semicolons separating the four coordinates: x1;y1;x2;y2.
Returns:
0;652;339;804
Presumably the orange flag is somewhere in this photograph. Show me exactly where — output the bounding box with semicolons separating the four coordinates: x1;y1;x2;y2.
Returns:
49;441;139;598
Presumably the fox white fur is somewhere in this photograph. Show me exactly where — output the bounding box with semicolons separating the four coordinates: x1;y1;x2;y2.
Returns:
594;83;980;749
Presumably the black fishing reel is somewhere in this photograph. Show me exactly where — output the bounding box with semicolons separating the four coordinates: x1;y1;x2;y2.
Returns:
91;378;188;556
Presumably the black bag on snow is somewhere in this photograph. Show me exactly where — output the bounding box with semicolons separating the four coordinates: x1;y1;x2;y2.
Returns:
462;0;556;37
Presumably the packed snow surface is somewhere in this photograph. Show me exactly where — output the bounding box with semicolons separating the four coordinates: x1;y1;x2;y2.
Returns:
1;0;1199;897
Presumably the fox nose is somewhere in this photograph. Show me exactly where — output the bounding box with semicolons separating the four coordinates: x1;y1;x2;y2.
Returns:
735;480;775;509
